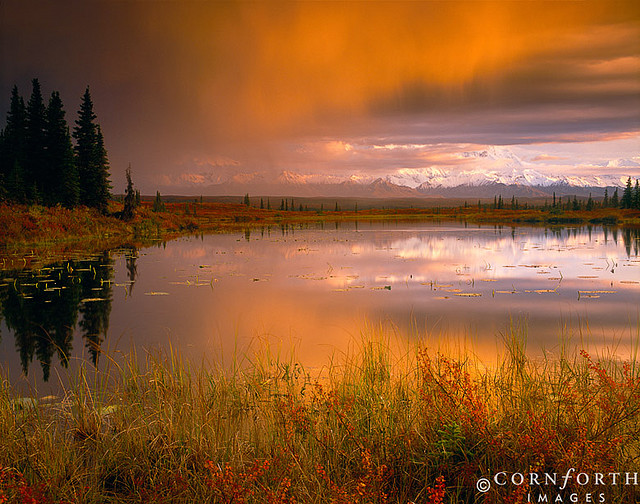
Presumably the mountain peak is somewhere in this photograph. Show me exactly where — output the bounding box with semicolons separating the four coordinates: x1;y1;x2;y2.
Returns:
276;170;306;185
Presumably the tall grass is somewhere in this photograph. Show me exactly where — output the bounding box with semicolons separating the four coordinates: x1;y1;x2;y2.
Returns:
0;322;638;503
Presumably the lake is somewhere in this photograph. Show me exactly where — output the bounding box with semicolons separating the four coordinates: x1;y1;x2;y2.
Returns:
1;221;639;392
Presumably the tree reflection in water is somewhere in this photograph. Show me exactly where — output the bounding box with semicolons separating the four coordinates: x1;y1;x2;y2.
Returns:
0;248;136;381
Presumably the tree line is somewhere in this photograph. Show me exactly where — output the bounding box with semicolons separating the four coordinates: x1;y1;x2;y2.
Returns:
616;177;640;210
0;79;111;211
243;194;342;212
485;179;640;212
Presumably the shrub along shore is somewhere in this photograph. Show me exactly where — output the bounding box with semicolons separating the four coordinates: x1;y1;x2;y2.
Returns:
0;322;638;503
1;201;639;268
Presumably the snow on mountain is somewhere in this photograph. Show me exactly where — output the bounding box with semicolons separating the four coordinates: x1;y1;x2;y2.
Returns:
393;146;630;190
199;166;628;198
276;170;307;185
461;146;524;170
191;142;634;197
385;168;447;188
171;143;637;197
229;172;265;184
368;178;420;197
412;169;626;191
554;174;626;188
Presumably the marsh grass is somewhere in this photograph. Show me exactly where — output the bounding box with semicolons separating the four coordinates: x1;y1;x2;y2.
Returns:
0;322;639;503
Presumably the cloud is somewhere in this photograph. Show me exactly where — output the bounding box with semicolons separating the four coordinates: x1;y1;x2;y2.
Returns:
531;155;568;162
1;0;639;191
324;141;354;154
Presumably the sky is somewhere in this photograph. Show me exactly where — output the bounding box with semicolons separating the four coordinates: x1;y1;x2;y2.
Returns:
1;0;639;193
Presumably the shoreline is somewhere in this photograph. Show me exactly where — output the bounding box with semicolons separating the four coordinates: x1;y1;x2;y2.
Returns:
1;201;639;268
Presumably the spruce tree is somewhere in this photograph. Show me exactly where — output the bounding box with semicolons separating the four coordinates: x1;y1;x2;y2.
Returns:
45;91;79;207
73;87;97;203
0;86;27;202
603;188;609;208
153;191;165;212
634;179;640;210
25;78;47;202
611;188;619;208
93;126;112;210
0;130;5;200
586;193;594;211
122;165;136;220
73;87;111;212
621;177;633;209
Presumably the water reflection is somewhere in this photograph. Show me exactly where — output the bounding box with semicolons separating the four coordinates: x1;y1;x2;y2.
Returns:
0;224;639;384
0;250;129;379
125;250;138;296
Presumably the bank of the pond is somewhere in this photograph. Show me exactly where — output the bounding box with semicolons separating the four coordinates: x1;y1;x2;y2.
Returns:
0;325;638;503
2;202;639;268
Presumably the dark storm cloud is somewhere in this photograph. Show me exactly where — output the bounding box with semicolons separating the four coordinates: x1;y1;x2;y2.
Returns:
0;0;232;188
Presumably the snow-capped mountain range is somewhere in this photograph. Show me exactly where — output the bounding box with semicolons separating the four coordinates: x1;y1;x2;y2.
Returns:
387;148;629;189
387;167;625;190
173;147;638;198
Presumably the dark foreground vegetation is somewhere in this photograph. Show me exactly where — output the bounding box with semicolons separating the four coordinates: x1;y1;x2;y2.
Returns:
0;323;638;503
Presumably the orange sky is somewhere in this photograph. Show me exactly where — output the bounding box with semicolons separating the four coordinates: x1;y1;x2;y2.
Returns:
155;0;640;140
1;0;639;191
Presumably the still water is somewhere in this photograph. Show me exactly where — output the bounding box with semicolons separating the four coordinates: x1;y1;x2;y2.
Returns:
1;221;639;390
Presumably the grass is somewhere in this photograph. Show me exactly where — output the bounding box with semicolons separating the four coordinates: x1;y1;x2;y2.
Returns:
0;322;638;503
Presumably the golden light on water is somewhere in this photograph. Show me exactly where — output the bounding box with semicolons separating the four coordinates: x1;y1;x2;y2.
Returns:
113;224;639;370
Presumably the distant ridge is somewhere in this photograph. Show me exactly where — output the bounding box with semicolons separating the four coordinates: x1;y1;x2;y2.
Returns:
197;171;621;198
166;147;634;197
